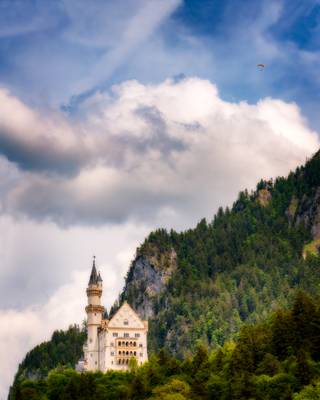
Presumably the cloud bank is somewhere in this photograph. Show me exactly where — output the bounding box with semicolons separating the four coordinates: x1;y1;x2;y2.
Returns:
0;78;318;228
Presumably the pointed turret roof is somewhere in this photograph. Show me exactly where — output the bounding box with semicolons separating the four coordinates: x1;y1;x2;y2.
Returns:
88;256;98;285
97;272;102;282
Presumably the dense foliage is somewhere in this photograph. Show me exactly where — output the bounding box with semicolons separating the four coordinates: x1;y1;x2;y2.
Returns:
10;325;86;391
10;293;320;400
120;150;320;356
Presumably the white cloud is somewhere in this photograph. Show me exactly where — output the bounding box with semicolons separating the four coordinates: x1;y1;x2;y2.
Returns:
1;0;182;107
0;78;318;228
64;0;182;93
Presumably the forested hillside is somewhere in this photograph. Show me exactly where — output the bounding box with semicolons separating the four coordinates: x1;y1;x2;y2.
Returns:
10;293;320;399
10;326;86;390
10;150;320;397
114;150;320;356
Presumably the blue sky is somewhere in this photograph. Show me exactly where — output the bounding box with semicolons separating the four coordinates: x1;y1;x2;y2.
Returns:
0;0;320;127
1;1;320;397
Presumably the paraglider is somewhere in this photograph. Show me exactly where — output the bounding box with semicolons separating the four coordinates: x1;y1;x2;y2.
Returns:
257;63;265;70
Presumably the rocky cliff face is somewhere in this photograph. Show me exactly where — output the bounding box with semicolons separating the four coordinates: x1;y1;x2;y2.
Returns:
292;187;320;258
119;246;177;319
296;187;320;240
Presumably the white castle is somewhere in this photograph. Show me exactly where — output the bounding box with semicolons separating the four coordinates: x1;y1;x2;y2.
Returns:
81;257;148;372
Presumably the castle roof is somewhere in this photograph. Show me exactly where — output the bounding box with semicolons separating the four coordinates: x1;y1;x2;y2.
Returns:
88;256;99;285
107;301;146;329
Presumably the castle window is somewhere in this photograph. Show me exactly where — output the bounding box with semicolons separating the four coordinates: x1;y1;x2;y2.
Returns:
140;353;143;357
135;333;140;338
126;359;129;364
113;332;118;337
133;341;137;346
124;333;129;338
111;342;114;347
124;319;129;325
129;341;133;346
111;352;114;356
122;341;125;346
126;341;129;346
89;338;92;343
134;351;136;356
139;343;143;347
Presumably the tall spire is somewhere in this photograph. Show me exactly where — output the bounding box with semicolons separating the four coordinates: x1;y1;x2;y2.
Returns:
88;256;98;285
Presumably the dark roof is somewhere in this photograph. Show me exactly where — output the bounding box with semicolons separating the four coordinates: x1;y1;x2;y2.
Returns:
88;256;98;285
97;272;103;282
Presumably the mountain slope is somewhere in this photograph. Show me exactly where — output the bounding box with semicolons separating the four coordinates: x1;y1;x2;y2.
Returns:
10;293;320;400
10;325;86;394
112;150;320;356
10;150;320;390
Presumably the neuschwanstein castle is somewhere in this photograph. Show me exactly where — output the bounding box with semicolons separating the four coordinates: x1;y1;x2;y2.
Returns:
79;258;148;372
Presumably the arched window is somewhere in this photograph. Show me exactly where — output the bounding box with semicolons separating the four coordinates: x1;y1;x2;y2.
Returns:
130;351;132;355
134;341;137;346
130;341;132;346
134;351;136;356
119;351;121;355
126;341;129;346
124;319;128;325
126;351;129;355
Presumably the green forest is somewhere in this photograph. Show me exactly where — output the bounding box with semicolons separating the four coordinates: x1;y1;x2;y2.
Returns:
120;150;320;356
9;150;320;399
12;326;86;382
10;293;320;399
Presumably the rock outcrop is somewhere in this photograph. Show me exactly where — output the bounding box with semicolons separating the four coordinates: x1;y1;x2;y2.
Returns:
119;246;177;319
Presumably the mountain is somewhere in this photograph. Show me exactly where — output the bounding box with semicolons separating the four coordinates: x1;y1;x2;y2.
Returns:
111;149;320;356
10;149;320;393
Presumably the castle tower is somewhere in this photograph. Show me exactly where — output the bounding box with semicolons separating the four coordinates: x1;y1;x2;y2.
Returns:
85;256;104;371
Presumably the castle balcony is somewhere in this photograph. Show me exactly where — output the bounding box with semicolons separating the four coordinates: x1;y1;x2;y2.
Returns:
116;351;138;357
115;339;138;348
85;304;105;313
